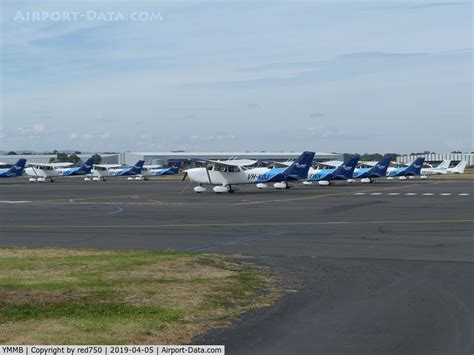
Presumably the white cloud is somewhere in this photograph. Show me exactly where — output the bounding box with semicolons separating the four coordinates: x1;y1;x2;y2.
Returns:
18;123;47;135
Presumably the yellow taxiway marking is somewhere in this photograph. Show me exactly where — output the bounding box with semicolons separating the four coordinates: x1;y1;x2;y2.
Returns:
1;219;472;229
235;184;417;206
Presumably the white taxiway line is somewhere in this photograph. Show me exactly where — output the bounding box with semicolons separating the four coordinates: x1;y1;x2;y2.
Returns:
352;192;470;197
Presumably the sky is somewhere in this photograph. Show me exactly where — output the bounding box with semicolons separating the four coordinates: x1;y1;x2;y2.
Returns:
1;0;472;154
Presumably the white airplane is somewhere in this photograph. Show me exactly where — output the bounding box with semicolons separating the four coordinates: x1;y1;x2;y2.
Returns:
25;162;72;182
420;160;450;175
25;158;94;182
447;160;467;174
185;151;315;193
140;164;163;178
408;160;465;178
90;160;145;181
90;164;122;181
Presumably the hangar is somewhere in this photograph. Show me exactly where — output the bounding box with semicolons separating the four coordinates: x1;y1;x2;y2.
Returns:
396;153;473;166
118;151;343;166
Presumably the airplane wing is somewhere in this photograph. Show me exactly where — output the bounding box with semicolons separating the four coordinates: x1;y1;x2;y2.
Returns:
28;162;74;168
93;164;123;168
259;159;294;167
318;160;343;168
358;160;378;167
193;158;258;167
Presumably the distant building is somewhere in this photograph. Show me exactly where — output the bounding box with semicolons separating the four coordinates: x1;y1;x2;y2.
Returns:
396;153;474;166
119;151;343;167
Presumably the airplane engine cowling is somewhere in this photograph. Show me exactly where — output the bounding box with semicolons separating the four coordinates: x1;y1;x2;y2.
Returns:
318;180;330;186
256;183;268;189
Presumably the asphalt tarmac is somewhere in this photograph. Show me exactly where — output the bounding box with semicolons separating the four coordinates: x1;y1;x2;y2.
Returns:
0;176;473;354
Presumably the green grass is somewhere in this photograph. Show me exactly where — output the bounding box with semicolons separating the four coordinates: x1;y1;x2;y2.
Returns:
0;248;280;344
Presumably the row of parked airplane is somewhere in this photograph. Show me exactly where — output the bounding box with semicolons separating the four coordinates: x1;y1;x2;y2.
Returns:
184;153;467;193
0;158;180;181
0;155;467;194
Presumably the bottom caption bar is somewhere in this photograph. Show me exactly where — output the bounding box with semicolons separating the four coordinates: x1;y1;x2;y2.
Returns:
0;346;225;355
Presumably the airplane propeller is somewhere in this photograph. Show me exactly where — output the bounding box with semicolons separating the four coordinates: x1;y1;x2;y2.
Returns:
181;172;188;181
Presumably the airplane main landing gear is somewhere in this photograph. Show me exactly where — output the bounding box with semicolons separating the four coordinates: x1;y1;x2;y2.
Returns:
273;182;289;189
194;185;207;193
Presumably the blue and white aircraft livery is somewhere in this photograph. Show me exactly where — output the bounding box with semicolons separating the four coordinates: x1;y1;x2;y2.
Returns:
136;162;181;180
90;160;147;181
254;151;315;187
110;160;145;176
353;156;392;183
185;151;315;193
149;162;181;176
306;155;360;185
56;158;94;176
0;159;27;178
386;157;425;179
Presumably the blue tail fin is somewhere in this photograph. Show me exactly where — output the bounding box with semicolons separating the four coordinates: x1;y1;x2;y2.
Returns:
8;159;27;176
282;151;315;180
77;158;94;174
169;162;181;173
333;155;360;179
368;156;391;177
404;157;425;176
131;160;145;174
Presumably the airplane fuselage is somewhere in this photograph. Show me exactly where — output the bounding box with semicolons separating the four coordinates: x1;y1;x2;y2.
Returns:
186;167;271;186
307;167;349;181
25;166;58;178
